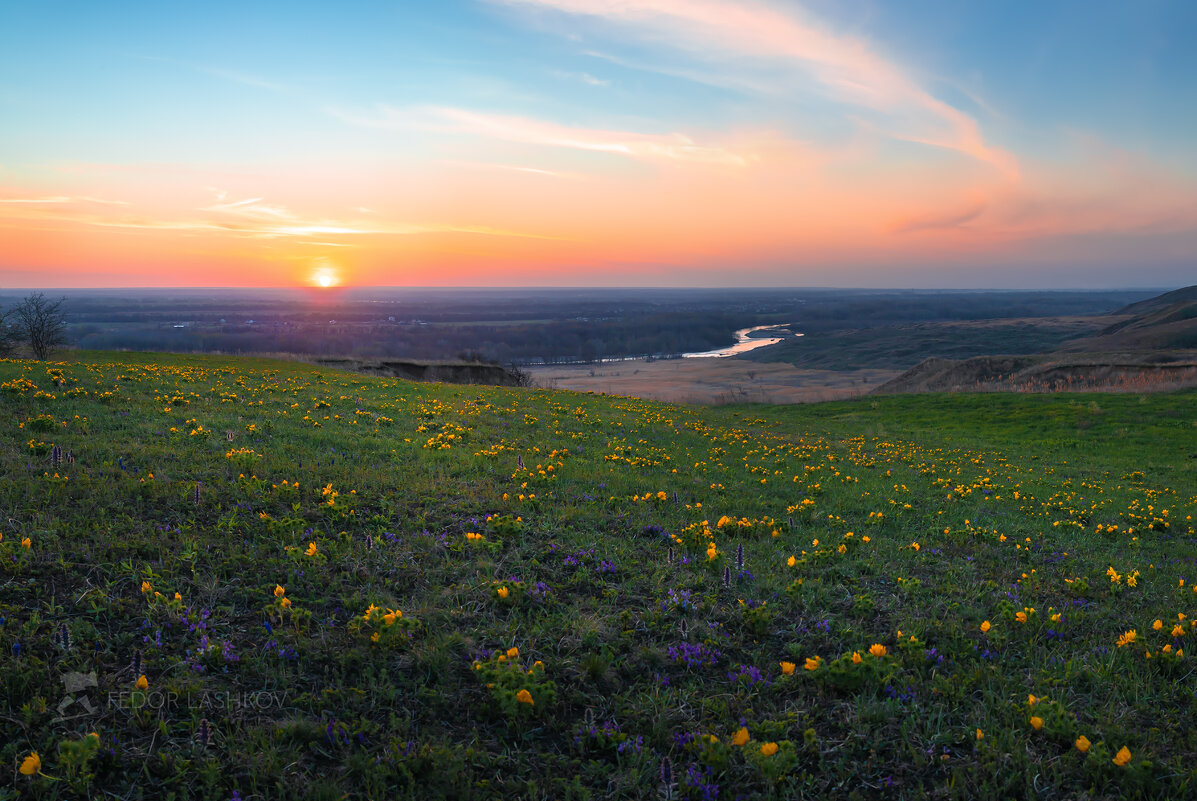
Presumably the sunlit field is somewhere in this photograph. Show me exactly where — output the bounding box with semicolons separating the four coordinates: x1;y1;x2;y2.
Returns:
2;352;1195;799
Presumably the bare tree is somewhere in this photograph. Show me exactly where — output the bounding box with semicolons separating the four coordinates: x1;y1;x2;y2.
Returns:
0;307;20;357
13;292;68;360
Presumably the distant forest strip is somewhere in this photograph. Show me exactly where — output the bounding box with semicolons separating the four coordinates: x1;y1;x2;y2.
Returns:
13;287;1152;366
747;317;1110;370
69;314;749;365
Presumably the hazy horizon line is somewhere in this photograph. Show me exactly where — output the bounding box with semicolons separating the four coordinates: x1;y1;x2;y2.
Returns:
0;284;1182;294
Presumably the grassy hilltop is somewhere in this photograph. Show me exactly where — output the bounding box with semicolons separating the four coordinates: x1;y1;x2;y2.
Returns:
2;351;1196;800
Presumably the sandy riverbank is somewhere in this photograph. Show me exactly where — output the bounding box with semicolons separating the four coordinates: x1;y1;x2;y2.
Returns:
527;358;899;404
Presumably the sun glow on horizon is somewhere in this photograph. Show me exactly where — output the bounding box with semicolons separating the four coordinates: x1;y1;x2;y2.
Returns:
1;2;1194;289
311;265;341;288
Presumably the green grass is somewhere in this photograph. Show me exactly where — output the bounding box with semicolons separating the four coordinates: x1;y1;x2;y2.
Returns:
2;351;1195;800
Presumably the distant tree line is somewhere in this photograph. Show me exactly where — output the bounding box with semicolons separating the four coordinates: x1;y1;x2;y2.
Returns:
791;292;1140;331
11;287;1149;367
1;292;68;360
70;312;744;364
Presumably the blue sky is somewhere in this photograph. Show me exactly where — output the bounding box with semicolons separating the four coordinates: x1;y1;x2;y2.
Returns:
1;0;1194;287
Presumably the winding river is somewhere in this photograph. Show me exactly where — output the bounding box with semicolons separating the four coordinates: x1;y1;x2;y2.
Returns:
682;324;799;359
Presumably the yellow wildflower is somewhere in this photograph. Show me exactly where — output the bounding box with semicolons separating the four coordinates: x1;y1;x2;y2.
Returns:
136;675;148;690
1113;746;1132;767
507;646;520;659
19;752;41;775
273;584;285;597
1030;716;1044;731
516;689;534;705
1153;619;1163;631
869;643;887;658
804;656;822;671
975;728;983;741
980;620;991;633
851;651;862;664
497;586;509;599
304;542;318;557
1075;735;1091;753
760;742;779;756
1116;630;1137;648
731;727;749;746
779;661;795;675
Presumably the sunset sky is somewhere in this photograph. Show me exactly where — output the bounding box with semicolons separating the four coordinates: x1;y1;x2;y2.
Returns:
2;1;1195;289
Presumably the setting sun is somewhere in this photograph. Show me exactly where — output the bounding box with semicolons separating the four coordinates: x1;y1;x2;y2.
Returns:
311;267;340;288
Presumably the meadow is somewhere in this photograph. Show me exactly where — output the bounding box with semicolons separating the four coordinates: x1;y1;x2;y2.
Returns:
2;351;1195;800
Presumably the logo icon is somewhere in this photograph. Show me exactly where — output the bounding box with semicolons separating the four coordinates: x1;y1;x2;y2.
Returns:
53;671;98;722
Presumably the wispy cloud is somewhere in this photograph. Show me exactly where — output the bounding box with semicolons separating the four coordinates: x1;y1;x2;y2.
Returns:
0;189;561;243
579;47;775;95
202;196;293;219
890;202;987;234
552;69;611;86
887;137;1197;242
0;195;129;205
441;159;585;180
492;0;1017;175
201;67;288;93
330;104;751;166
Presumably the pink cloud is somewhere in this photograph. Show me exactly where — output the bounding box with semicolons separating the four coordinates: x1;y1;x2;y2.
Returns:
889;202;988;234
889;136;1197;244
493;0;1018;175
330;105;752;166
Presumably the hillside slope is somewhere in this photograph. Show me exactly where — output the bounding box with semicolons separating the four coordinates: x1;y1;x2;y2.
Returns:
1059;299;1197;352
876;285;1197;394
1108;285;1197;318
1;351;1195;799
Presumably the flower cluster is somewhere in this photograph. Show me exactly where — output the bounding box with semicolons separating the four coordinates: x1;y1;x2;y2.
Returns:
472;647;556;719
